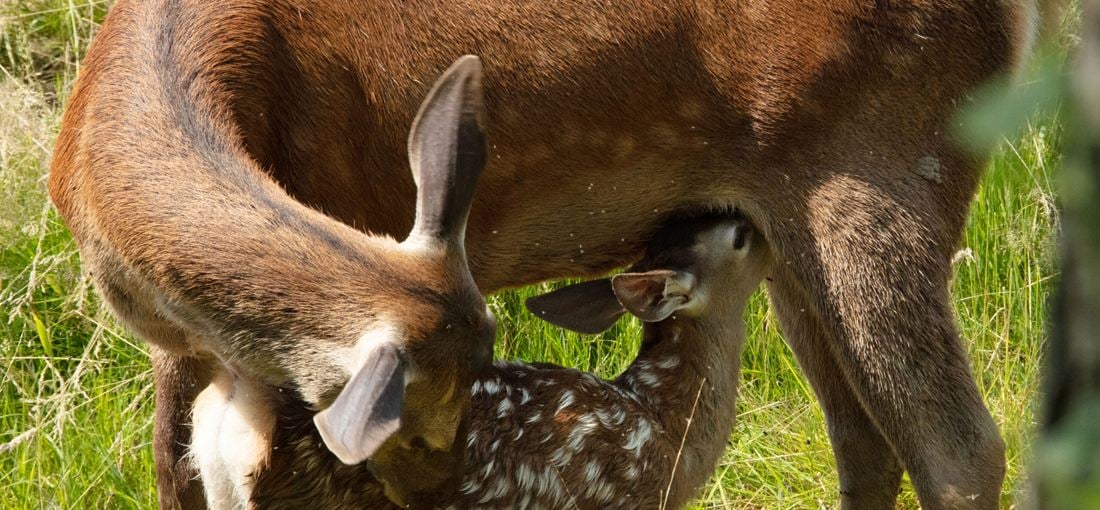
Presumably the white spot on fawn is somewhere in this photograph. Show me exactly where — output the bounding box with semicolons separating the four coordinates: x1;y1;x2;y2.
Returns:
550;445;574;467
557;390;576;414
584;459;603;482
459;477;481;495
623;418;653;457
656;357;681;370
497;398;514;418
515;463;538;491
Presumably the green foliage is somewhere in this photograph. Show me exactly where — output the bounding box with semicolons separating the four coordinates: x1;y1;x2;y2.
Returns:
0;0;108;94
0;1;1062;508
1034;398;1100;510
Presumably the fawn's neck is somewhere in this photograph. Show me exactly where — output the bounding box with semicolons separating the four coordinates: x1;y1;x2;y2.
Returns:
617;305;747;487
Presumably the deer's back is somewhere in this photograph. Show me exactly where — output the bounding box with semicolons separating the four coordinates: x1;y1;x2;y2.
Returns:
51;0;1033;291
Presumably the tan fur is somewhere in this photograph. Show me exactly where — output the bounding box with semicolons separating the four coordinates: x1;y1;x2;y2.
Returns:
49;0;1032;508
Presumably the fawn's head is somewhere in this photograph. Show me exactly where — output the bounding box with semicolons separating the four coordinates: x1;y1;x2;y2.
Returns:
527;212;768;333
313;56;495;477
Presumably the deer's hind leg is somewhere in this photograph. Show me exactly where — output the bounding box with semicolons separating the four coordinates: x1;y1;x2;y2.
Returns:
90;257;213;510
761;156;1005;509
152;347;214;510
766;271;903;509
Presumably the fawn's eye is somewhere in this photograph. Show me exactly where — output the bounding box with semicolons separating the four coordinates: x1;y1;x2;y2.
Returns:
732;225;749;251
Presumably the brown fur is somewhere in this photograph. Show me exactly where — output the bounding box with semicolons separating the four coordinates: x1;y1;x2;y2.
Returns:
248;215;770;509
49;0;1035;508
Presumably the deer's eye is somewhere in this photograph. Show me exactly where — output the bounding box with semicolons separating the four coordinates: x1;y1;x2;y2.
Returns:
732;226;749;251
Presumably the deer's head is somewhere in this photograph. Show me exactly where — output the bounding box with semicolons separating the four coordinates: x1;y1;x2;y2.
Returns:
527;212;768;334
313;56;495;490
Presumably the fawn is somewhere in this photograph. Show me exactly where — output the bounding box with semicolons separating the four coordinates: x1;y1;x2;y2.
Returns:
228;212;770;509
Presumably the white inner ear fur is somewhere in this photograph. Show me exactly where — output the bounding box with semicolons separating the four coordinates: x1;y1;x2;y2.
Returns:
400;232;447;253
400;201;471;259
664;272;696;297
667;271;707;315
338;321;421;385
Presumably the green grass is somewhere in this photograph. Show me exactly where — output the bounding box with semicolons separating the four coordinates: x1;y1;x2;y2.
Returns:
0;1;1065;508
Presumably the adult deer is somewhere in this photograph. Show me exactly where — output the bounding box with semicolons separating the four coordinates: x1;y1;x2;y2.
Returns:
49;0;1035;508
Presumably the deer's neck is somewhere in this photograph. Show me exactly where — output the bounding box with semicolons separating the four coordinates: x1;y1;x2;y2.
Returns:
617;307;746;488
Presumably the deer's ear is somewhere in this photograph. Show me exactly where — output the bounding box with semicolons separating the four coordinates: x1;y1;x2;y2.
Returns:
611;270;696;322
314;342;405;465
405;55;487;251
526;279;626;334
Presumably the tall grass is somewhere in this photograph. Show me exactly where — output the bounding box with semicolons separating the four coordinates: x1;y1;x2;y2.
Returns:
0;1;1062;508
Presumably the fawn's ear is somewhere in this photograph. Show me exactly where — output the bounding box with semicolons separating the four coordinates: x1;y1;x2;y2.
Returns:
314;342;406;465
526;279;626;334
611;269;696;322
405;55;487;253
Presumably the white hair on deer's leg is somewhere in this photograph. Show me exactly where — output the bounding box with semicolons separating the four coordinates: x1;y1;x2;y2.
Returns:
519;387;532;405
525;411;542;424
470;379;482;395
191;372;276;509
